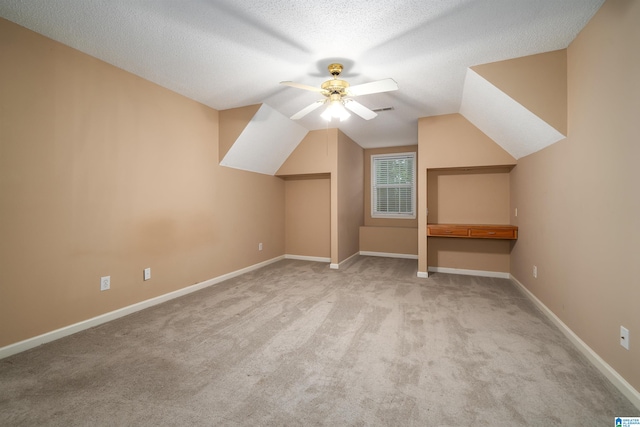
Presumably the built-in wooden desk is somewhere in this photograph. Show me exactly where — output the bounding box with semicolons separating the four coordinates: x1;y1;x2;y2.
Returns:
427;224;518;240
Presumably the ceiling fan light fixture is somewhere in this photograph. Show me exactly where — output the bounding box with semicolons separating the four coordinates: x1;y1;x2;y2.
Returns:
321;98;350;122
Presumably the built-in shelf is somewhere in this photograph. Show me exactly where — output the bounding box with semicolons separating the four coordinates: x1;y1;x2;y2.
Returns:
427;224;518;240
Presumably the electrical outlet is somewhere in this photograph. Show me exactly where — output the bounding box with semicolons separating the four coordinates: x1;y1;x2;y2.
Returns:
258;243;263;251
100;276;110;291
620;326;630;350
144;268;151;281
533;265;537;278
515;207;518;217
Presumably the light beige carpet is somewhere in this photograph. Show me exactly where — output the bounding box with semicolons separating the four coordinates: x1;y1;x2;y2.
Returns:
0;256;636;425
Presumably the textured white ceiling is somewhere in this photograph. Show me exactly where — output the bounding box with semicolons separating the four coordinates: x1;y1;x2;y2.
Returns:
0;0;604;149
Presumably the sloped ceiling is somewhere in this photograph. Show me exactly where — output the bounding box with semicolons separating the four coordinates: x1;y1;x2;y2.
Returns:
220;104;307;175
471;49;568;136
0;0;604;150
460;69;565;159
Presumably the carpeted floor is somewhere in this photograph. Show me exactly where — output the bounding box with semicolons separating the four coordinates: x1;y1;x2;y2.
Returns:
0;256;636;425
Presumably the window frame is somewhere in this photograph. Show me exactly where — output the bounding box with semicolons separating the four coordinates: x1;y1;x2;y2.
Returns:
371;152;416;219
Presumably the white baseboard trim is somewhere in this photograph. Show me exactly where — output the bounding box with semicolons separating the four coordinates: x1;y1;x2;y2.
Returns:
359;251;418;260
428;266;510;279
510;274;640;410
0;255;285;360
329;251;360;270
417;271;429;278
284;254;331;263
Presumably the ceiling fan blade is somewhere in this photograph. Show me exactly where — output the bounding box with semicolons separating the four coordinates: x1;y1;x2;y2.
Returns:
344;99;377;120
347;78;398;96
290;100;325;120
280;81;325;93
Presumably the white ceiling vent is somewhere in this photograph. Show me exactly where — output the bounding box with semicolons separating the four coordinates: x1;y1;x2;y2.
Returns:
220;104;308;175
460;69;565;159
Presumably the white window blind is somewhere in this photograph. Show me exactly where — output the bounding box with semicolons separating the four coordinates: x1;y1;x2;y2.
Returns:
371;153;416;218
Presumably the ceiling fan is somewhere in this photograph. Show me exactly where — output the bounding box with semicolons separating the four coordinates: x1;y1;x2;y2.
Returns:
281;63;398;122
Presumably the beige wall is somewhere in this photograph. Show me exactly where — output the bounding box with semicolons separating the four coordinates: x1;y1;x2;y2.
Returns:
420;114;516;170
0;19;285;347
426;168;512;272
277;129;362;265
472;49;567;135
219;104;262;161
278;129;338;263
337;131;364;262
427;168;511;224
359;145;418;257
510;0;640;392
428;239;511;273
363;145;418;228
418;113;516;274
284;177;330;258
276;129;335;176
360;227;417;256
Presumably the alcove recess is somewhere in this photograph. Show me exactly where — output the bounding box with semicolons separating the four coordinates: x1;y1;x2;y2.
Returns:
426;166;516;274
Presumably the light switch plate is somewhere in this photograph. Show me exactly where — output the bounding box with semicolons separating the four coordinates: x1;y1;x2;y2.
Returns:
144;268;151;281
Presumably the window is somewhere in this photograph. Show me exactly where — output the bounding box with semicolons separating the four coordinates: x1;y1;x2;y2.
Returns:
371;152;416;219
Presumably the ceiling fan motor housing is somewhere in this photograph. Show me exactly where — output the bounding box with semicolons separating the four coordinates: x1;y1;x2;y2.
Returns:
321;79;349;96
321;63;350;96
328;63;343;77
